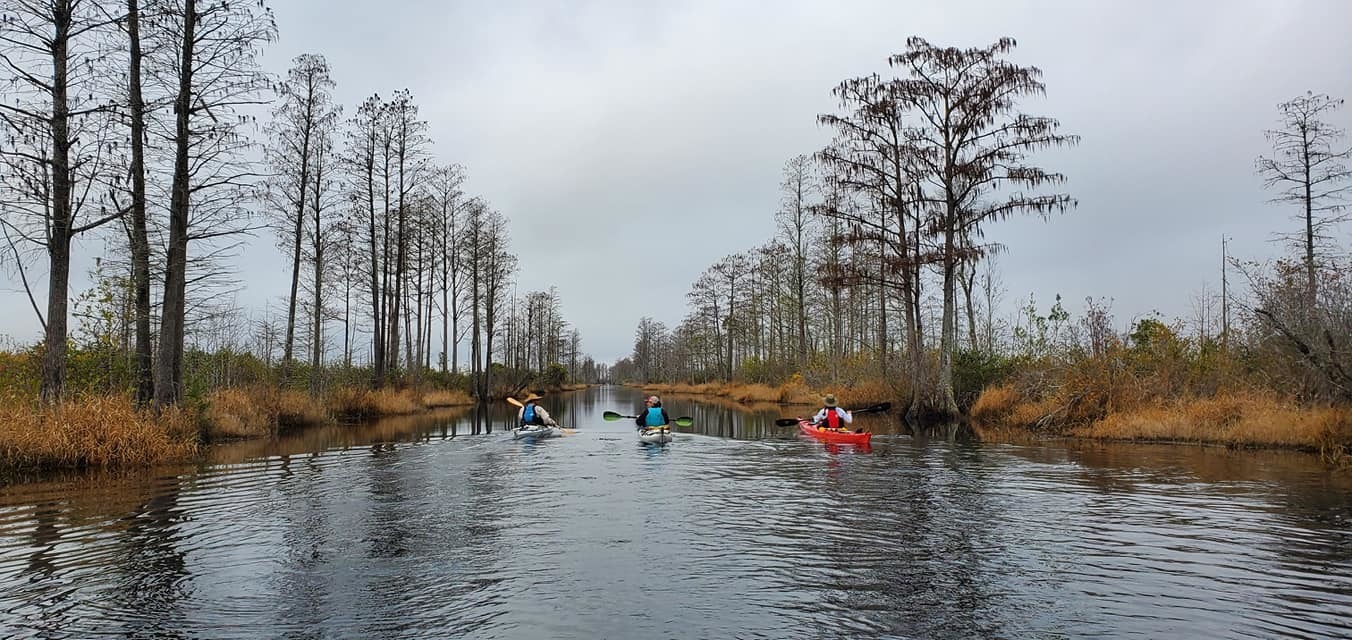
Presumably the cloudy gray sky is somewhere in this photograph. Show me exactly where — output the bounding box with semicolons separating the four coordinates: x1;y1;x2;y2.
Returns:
4;0;1351;363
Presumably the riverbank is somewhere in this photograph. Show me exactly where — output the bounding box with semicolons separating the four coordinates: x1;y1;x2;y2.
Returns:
638;378;1349;463
971;384;1351;463
0;385;476;474
0;382;600;474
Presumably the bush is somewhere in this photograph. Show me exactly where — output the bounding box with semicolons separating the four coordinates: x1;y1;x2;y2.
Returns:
952;349;1018;410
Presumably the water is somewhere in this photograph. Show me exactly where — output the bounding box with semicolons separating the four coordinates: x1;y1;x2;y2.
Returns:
1;385;1349;639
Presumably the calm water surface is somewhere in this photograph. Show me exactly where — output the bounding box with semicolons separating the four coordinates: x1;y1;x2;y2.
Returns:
1;385;1349;639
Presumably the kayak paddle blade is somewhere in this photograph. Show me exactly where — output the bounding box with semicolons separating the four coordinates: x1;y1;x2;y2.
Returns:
673;416;694;427
774;418;801;427
505;397;524;408
602;411;625;422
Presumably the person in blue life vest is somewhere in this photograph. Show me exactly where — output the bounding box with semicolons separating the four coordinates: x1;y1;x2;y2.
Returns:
517;393;560;428
811;394;853;430
635;395;671;430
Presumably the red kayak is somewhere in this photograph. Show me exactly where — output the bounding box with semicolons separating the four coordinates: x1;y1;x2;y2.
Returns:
798;420;872;446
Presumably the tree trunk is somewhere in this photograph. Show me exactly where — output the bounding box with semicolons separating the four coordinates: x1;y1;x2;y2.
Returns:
309;155;324;396
154;0;196;410
39;1;74;405
1303;136;1316;303
127;0;153;407
961;261;978;350
364;144;383;385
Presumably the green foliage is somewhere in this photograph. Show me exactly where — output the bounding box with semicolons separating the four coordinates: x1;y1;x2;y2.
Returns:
1012;293;1072;358
543;363;568;388
952;348;1018;410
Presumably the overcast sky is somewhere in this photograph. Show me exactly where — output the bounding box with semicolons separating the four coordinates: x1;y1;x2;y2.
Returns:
3;0;1351;363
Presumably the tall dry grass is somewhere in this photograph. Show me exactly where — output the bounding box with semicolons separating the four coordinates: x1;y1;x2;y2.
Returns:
204;388;271;438
1077;393;1351;452
0;396;199;470
329;386;424;419
422;389;474;408
971;381;1351;458
203;386;329;439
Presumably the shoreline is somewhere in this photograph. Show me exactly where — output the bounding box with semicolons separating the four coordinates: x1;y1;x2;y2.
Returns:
0;383;595;475
635;381;1349;464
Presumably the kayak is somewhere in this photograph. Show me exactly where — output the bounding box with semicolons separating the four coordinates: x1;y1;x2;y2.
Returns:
513;424;564;440
638;426;673;444
798;420;871;446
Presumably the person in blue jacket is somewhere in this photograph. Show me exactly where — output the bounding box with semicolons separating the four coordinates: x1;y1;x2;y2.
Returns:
517;393;559;428
636;395;671;430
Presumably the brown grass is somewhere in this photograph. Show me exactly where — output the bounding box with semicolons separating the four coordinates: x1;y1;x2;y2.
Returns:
970;383;1019;426
203;387;330;439
204;388;271;439
269;390;330;429
1077;392;1351;452
0;396;199;470
422;389;474;408
329;386;423;419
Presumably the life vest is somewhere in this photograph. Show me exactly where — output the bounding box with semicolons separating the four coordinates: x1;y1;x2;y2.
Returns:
522;404;543;426
644;407;666;427
824;407;841;430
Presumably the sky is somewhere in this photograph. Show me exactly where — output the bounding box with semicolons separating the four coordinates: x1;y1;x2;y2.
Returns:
3;0;1351;363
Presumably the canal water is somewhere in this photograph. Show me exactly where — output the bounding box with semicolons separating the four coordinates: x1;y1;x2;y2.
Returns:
1;385;1348;639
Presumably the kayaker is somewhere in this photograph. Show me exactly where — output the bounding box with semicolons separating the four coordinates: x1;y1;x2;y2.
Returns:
811;394;852;430
518;394;560;428
635;395;671;430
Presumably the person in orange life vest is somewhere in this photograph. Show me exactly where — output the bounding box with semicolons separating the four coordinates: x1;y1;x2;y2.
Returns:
811;394;852;430
635;395;671;430
517;393;559;427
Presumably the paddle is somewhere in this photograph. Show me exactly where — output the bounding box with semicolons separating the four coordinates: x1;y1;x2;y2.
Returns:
603;410;694;428
506;397;577;435
774;402;892;427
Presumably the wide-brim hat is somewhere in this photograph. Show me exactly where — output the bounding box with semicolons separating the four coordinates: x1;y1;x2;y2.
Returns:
523;393;543;402
823;394;838;408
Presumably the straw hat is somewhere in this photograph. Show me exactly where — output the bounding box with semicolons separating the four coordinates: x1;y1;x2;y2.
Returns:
823;394;838;408
523;393;543;402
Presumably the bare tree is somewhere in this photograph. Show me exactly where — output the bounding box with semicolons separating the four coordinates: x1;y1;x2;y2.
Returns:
345;94;387;384
430;163;465;374
1256;92;1350;303
306;105;341;394
384;89;429;379
149;0;275;409
777;154;817;370
265;53;337;376
0;0;124;403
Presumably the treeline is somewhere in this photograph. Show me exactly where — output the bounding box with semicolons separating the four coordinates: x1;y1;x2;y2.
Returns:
612;38;1351;430
0;0;596;411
